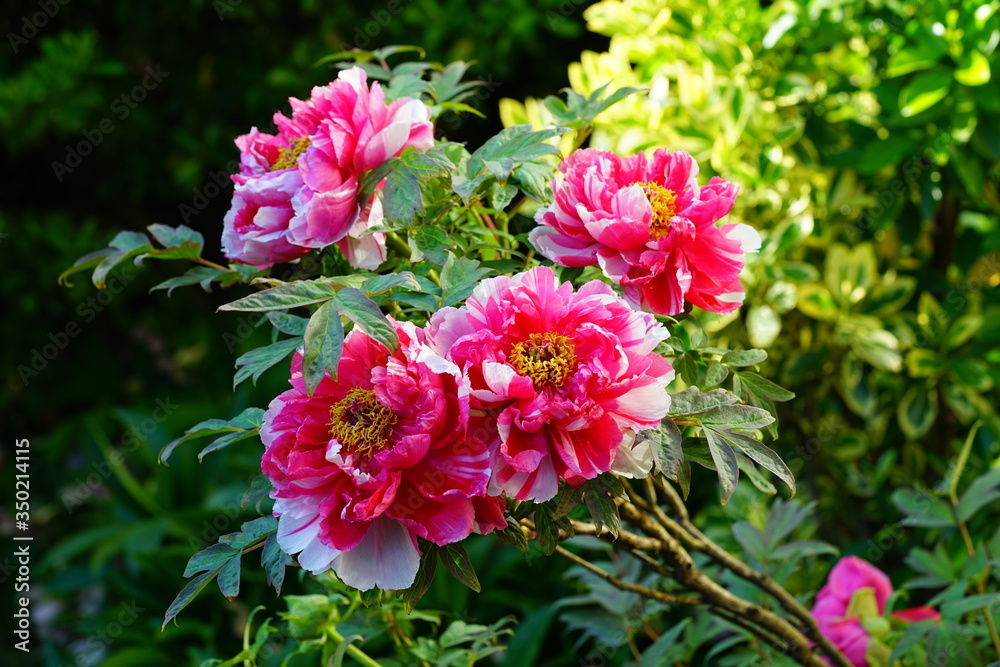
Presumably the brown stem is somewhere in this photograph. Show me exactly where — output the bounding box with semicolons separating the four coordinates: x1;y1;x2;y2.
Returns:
616;501;833;667
553;546;701;606
651;478;854;667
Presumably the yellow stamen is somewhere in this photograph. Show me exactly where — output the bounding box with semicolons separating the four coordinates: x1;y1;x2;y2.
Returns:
271;137;312;171
329;388;396;456
635;181;678;238
509;332;576;389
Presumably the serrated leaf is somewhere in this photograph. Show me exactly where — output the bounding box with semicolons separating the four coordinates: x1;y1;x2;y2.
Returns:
334;288;397;351
219;281;341;312
233;338;302;389
440;543;481;592
303;300;344;395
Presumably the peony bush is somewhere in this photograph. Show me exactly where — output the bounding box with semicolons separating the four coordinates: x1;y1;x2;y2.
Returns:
62;50;998;666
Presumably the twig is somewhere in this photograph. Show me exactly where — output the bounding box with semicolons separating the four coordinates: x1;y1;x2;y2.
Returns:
553;546;700;606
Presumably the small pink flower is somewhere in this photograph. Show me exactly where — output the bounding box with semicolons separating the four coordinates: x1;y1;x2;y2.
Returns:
427;266;674;502
811;556;940;666
222;67;433;269
261;322;503;591
531;148;759;316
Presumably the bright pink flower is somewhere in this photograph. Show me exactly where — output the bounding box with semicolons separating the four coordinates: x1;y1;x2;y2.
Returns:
427;266;674;502
260;322;504;591
221;169;310;267
530;148;760;316
811;556;939;666
222;67;433;268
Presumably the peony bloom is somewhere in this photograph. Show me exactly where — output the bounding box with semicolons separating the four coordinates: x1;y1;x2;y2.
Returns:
427;266;674;502
530;148;760;316
222;67;434;269
260;322;504;591
811;556;941;666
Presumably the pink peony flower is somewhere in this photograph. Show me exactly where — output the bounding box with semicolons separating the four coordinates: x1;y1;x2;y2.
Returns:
427;266;674;502
260;322;504;591
811;556;941;666
222;67;434;269
530;148;760;316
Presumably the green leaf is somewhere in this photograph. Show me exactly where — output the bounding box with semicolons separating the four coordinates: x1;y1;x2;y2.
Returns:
897;385;938;439
233;338;302;389
334;288;397;352
151;266;234;296
888;619;936;663
532;504;559;555
721;349;768;366
217;549;242;600
700;405;775;431
241;474;273;513
261;532;288;595
267;311;309;336
466;125;564;181
850;329;902;372
722;431;795;496
439;543;481;592
302;300;344;395
581;475;625;538
797;283;839;320
734;372;795;401
887;43;946;78
666;387;741;417
163;570;217;629
439;253;493;308
400;547;438;612
892;488;955;528
944;314;982;350
159;407;265;463
360;271;421;297
496;516;529;553
957;468;1000;522
942;593;999;619
383;157;424;225
408;225;452;265
955;51;991;87
359;588;382;607
899;71;953;117
197;429;260;462
704;360;729;386
703;428;740;504
650;421;683;481
184;543;240;577
219;280;341;312
638;618;691;667
553;483;584;520
769;540;838;561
